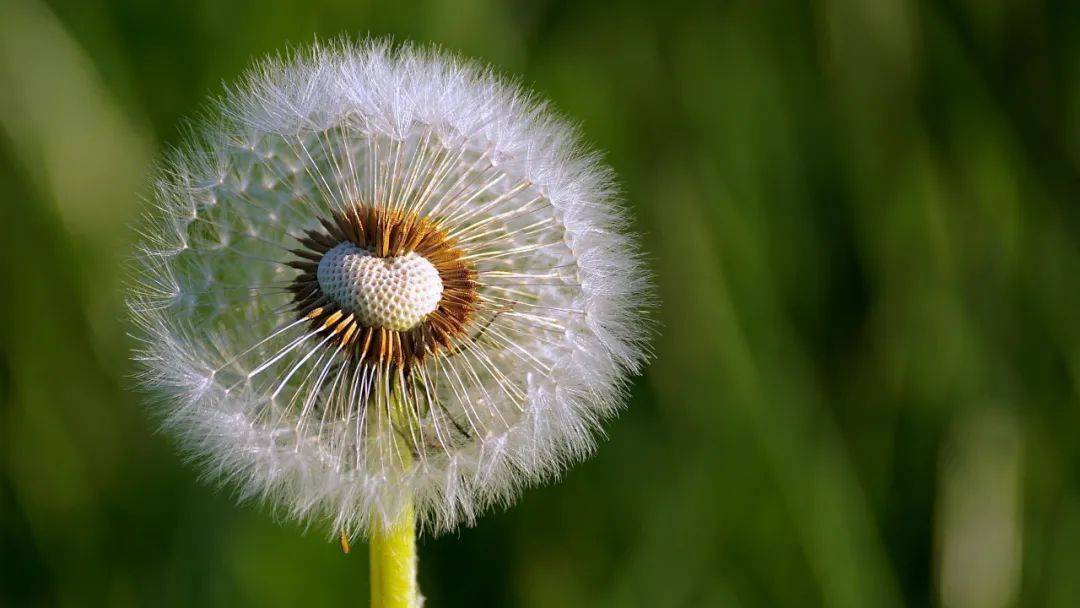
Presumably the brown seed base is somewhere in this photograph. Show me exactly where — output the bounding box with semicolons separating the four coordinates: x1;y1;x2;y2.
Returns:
287;205;478;369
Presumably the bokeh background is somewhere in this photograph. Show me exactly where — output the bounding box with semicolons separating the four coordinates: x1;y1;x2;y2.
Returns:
2;0;1079;606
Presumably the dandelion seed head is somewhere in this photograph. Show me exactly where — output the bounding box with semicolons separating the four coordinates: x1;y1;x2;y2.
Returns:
128;38;654;538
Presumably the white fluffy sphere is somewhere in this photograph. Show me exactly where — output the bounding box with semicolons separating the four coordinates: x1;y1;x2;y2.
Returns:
128;39;654;537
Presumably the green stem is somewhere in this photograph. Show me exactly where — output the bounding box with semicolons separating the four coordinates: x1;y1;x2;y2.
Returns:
369;498;419;608
370;377;421;607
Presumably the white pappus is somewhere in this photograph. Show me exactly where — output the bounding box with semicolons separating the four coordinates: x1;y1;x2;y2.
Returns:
128;39;654;539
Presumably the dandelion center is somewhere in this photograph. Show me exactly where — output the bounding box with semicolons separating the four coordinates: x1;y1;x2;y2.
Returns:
288;204;480;368
316;243;444;332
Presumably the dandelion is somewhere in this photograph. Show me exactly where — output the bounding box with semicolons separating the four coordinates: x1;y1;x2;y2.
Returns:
129;39;653;606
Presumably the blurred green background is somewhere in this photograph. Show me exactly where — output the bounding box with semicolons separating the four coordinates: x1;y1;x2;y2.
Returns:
2;0;1080;606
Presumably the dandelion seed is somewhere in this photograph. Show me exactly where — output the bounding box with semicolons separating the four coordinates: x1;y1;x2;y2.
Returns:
128;39;653;566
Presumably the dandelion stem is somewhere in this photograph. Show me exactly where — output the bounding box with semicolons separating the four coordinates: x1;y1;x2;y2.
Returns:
370;380;421;607
369;498;419;608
